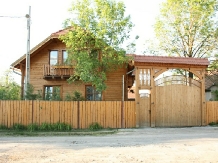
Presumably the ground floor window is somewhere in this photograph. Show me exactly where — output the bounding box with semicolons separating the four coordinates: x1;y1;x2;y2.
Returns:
86;86;102;101
44;86;61;100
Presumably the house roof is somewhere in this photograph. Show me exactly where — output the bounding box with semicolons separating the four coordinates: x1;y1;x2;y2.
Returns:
10;29;67;68
11;28;210;69
205;71;218;90
134;55;209;66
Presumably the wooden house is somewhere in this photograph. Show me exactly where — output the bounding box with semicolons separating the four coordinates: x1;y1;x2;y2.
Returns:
11;31;211;127
205;70;218;101
11;29;135;101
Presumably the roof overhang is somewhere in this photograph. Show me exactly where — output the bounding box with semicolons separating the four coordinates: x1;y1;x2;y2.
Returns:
133;55;209;68
10;29;68;69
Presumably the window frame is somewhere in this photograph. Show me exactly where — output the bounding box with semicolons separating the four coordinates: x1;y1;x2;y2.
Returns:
62;50;68;65
49;50;58;65
85;85;102;101
44;85;62;101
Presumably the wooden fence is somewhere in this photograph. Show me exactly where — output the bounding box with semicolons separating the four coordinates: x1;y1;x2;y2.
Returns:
0;101;136;129
1;100;218;128
207;102;218;124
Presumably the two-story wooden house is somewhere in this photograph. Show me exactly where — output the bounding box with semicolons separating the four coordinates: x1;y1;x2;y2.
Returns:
11;29;135;101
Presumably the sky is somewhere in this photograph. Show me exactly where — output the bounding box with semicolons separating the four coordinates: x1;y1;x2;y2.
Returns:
0;0;164;82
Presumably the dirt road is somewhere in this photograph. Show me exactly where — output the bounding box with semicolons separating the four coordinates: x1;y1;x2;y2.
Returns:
0;127;218;163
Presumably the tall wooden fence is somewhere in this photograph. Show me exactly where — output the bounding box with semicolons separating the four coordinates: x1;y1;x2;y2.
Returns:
207;102;218;124
0;101;136;129
1;100;218;128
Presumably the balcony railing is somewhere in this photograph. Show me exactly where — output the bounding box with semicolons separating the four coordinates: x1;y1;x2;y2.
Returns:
43;64;74;79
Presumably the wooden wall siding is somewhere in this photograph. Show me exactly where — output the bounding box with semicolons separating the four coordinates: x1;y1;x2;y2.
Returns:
207;102;218;124
155;85;201;127
28;39;127;101
0;101;136;129
104;67;127;101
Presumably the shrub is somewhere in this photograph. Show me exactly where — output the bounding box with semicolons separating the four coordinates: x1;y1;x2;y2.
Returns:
209;122;217;126
52;122;72;131
89;122;103;130
0;124;7;130
12;123;26;131
39;122;52;131
27;123;39;132
64;91;85;101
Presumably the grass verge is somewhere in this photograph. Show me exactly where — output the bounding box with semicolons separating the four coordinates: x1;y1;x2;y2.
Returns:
0;129;118;136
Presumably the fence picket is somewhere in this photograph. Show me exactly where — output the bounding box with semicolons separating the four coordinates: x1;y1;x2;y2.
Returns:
0;100;138;128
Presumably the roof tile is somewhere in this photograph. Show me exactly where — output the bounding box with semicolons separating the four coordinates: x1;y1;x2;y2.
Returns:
134;55;209;66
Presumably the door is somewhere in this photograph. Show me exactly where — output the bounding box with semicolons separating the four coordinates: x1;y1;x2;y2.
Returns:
139;89;151;127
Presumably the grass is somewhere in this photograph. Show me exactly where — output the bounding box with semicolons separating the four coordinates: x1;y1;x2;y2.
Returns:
209;122;218;127
0;122;117;136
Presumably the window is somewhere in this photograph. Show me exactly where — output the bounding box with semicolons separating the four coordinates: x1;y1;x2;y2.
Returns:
44;86;61;100
50;51;58;65
86;86;102;101
62;50;68;64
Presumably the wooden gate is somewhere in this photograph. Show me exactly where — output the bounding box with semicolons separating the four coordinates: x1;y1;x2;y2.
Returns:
136;69;151;127
139;95;150;127
134;55;208;127
155;78;201;127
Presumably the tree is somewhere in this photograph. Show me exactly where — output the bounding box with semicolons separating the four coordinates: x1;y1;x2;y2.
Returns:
25;83;43;100
154;0;218;58
0;70;20;100
60;0;136;91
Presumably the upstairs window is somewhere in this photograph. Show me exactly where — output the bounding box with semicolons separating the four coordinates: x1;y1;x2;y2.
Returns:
86;86;102;101
50;50;58;65
44;86;61;101
62;50;68;64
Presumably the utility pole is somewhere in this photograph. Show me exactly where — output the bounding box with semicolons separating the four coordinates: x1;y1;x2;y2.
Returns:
25;6;31;98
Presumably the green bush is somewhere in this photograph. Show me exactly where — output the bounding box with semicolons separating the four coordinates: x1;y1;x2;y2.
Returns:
209;122;217;125
27;123;39;132
64;91;85;101
12;123;26;131
0;123;72;132
39;122;52;131
52;122;71;131
0;124;8;130
89;122;103;130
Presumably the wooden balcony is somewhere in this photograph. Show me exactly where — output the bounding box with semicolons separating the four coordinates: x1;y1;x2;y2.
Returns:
43;64;74;79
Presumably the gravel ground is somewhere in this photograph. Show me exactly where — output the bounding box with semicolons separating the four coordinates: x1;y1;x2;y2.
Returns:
0;126;218;163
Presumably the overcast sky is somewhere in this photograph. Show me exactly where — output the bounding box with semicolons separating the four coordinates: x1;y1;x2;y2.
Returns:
0;0;164;81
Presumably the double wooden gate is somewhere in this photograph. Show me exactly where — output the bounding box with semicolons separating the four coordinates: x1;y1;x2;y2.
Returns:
137;68;202;127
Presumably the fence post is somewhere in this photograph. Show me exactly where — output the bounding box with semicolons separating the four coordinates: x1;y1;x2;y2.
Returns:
77;101;80;129
32;100;34;124
121;101;124;128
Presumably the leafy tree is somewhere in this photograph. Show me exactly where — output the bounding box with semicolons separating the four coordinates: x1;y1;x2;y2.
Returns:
60;0;136;91
25;83;43;100
212;90;218;101
207;54;218;71
0;70;20;100
154;0;218;58
64;91;85;101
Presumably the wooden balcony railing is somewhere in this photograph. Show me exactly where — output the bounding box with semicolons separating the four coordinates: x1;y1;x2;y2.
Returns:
43;64;74;79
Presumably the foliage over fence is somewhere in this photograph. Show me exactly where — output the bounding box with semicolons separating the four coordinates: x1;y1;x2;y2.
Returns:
0;100;136;129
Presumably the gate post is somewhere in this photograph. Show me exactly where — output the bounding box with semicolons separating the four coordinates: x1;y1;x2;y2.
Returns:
150;68;155;127
135;67;140;127
201;69;206;126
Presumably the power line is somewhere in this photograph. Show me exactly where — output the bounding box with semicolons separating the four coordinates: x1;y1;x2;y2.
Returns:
0;16;25;18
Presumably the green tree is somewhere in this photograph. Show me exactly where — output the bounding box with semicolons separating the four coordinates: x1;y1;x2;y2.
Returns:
60;0;136;91
0;70;20;100
154;0;218;58
24;83;43;100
